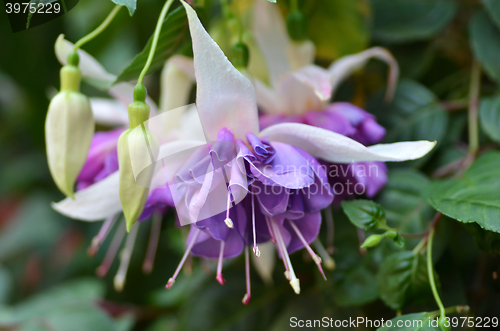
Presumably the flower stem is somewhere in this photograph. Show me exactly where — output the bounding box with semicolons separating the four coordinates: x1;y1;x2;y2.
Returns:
427;227;446;319
73;5;122;51
291;0;299;11
60;0;67;13
137;0;176;85
468;60;481;156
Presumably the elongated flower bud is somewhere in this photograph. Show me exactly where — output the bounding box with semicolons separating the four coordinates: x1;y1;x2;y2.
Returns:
118;85;159;232
45;52;94;198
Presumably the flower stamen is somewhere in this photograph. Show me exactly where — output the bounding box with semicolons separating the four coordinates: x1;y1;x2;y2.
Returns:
114;222;139;292
224;190;234;228
96;220;126;278
271;218;300;294
288;220;327;280
143;211;162;274
166;227;201;289
251;193;260;257
88;214;119;257
313;239;335;271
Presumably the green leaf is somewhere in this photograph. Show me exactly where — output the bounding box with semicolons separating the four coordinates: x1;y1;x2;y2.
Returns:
377;169;433;235
367;79;448;165
332;264;379;307
26;0;58;30
377;251;435;310
427;151;500;233
377;312;441;331
0;266;12;304
479;97;500;143
342;199;387;230
469;11;500;83
111;0;137;16
114;6;189;83
370;0;457;43
482;0;500;29
306;0;369;60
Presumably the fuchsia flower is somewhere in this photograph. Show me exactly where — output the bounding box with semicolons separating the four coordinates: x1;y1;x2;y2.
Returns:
51;1;436;301
157;1;435;302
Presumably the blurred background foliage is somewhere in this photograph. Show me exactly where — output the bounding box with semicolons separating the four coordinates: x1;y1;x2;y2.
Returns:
0;0;500;330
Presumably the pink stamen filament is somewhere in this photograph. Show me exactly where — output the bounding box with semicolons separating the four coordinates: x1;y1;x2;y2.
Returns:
143;211;162;274
251;193;260;257
288;220;327;281
271;218;300;294
325;206;335;254
96;220;126;278
88;214;119;257
166;227;201;289
216;240;226;285
313;239;335;271
242;247;251;305
114;222;140;292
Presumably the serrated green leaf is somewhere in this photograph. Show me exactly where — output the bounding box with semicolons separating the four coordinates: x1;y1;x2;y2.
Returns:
427;151;500;233
111;0;137;16
342;199;387;230
377;251;435;310
469;11;500;83
114;6;189;83
482;0;500;29
479;97;500;143
371;0;457;43
377;312;441;331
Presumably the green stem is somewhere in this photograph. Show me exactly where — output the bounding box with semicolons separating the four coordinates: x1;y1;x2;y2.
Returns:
137;0;175;85
291;0;299;11
73;5;122;51
412;236;427;254
427;227;446;319
60;0;67;13
468;60;481;156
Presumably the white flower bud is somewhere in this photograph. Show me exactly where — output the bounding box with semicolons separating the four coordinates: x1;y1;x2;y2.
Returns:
45;63;94;198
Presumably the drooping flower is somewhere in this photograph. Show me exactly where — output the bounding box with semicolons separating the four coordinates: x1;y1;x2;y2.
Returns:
158;0;436;302
51;37;198;291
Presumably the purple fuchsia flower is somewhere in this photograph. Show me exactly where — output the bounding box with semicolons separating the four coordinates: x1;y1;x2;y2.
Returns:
157;1;435;303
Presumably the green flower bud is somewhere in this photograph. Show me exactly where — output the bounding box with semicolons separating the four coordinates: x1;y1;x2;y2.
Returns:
286;10;308;41
360;233;385;248
231;41;250;69
118;100;159;232
45;63;94;198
